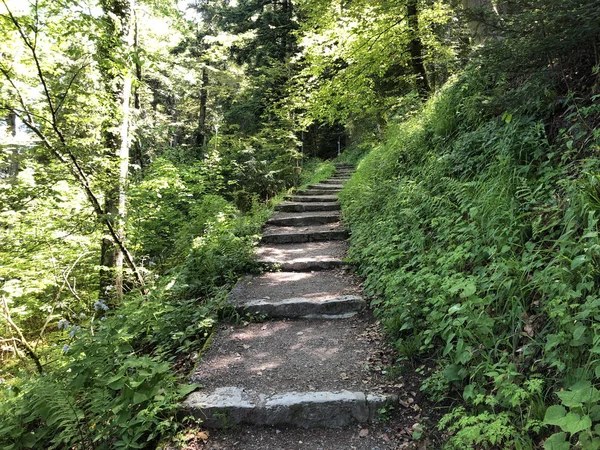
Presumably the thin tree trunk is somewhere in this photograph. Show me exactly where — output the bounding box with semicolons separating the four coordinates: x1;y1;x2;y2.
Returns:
132;10;144;170
407;0;429;98
99;0;136;303
197;67;209;147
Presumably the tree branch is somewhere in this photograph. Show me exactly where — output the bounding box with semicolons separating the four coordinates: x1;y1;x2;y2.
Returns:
1;296;44;373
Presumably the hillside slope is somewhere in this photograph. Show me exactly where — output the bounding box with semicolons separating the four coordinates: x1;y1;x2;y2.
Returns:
340;63;600;448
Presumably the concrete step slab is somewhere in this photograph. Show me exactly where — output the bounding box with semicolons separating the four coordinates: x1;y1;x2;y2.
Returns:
298;189;341;196
183;387;395;428
261;222;348;244
228;270;361;308
284;194;338;203
274;201;340;213
266;211;341;227
239;295;365;319
256;240;348;271
185;316;397;428
321;179;349;185
308;184;344;190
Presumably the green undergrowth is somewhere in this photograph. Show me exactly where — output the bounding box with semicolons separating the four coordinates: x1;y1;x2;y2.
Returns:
0;155;327;449
298;158;336;188
340;69;600;448
334;142;371;167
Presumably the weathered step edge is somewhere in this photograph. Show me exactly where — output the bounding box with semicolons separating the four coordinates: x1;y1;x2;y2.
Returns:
321;179;349;184
275;202;340;213
266;213;341;227
234;295;365;319
308;184;344;190
183;387;397;429
258;258;345;271
284;195;338;202
298;189;341;196
261;229;348;244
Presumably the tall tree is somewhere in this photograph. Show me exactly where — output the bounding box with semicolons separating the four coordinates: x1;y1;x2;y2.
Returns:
407;0;429;97
98;0;137;302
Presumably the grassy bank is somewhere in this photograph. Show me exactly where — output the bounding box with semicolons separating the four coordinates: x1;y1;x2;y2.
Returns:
340;68;600;448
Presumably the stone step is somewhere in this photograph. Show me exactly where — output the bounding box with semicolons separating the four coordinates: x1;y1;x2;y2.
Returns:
228;270;361;312
308;183;344;190
335;163;354;168
275;201;340;213
261;223;348;244
256;240;348;271
183;388;395;428
284;194;338;203
321;179;349;185
266;211;340;227
230;274;365;317
237;295;365;319
298;189;341;196
185;316;397;429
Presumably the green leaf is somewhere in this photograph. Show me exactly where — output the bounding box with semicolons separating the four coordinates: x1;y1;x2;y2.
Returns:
443;364;467;382
107;375;126;390
557;381;600;407
544;432;570;450
560;412;592;434
571;255;587;270
544;405;567;426
177;383;201;397
571;326;587;346
132;391;151;405
460;283;476;298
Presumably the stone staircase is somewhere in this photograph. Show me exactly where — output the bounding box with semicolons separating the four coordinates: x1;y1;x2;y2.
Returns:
183;163;398;446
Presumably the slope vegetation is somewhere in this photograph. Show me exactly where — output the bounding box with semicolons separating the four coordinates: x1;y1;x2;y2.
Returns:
340;64;600;448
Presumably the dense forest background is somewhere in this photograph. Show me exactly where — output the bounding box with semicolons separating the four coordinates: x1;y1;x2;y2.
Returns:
1;0;599;448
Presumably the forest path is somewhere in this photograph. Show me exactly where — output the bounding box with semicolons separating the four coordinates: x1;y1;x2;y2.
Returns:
182;164;415;449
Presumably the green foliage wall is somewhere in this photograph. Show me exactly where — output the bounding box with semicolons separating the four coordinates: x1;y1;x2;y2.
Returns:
340;62;600;447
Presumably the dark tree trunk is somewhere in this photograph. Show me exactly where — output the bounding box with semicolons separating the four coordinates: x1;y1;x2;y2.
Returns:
196;67;209;148
132;14;145;170
407;0;429;98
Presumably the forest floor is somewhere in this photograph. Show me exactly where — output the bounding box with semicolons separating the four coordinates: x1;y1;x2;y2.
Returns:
170;164;440;449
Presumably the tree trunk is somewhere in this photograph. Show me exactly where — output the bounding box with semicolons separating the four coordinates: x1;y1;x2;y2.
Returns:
196;67;209;148
407;0;429;98
99;0;136;303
